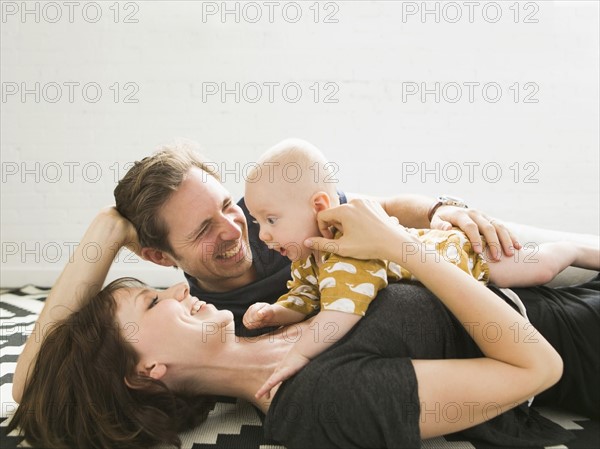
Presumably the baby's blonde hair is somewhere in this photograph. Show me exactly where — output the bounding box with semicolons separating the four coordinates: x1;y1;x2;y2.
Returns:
248;138;339;203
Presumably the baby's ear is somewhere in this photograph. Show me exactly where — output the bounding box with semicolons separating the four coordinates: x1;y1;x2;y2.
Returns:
311;191;331;213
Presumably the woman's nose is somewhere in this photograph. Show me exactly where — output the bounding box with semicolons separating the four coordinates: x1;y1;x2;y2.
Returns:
165;282;189;302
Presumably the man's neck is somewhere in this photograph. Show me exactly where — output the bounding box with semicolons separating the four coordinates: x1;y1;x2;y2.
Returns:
195;263;259;293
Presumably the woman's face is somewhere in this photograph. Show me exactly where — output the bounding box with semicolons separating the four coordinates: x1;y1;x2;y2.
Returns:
114;282;235;373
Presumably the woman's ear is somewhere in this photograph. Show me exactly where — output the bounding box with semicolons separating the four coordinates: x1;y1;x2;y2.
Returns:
311;191;331;213
147;363;167;380
124;362;168;389
140;248;177;268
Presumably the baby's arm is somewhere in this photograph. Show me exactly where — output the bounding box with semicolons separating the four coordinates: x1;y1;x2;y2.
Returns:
243;302;306;329
255;310;361;399
244;259;321;329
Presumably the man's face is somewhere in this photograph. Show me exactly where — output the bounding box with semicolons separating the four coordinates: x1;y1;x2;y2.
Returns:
159;167;254;292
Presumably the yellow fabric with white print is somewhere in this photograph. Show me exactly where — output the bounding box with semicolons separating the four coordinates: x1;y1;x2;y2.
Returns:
276;228;489;317
408;228;490;284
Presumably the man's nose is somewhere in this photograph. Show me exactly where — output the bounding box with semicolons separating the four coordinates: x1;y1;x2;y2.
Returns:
219;214;242;241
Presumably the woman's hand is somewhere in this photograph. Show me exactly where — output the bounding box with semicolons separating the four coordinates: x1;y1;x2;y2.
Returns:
255;350;311;400
306;199;413;261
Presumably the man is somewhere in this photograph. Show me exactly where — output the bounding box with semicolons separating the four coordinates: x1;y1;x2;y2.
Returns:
114;140;516;336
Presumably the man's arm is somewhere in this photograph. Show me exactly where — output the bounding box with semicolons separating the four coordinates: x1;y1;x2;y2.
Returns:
344;192;519;260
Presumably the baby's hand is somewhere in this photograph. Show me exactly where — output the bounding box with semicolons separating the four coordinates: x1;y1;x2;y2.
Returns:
255;350;311;400
243;302;278;329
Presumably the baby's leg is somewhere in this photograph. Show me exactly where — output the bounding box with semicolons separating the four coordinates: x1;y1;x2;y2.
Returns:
488;241;600;288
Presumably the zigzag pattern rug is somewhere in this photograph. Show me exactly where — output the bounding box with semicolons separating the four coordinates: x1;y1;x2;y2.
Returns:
1;286;599;449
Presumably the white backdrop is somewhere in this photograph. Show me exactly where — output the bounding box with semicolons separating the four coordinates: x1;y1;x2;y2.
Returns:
1;1;598;287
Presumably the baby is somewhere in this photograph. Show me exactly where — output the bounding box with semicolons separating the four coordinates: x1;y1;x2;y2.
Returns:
243;138;600;399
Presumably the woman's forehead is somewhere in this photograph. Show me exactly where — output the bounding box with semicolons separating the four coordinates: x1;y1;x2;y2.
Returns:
113;286;146;308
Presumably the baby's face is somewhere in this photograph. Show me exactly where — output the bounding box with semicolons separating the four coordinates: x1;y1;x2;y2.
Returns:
245;179;320;262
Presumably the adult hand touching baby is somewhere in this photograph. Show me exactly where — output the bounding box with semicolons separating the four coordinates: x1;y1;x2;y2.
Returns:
306;199;415;262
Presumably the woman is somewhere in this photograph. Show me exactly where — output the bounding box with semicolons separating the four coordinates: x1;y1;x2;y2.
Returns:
9;202;599;448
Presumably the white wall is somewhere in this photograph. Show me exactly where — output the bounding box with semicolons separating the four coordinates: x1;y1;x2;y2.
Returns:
1;1;598;287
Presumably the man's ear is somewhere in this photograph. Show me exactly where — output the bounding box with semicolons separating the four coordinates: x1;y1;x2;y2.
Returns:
124;362;168;389
311;191;331;213
140;248;177;267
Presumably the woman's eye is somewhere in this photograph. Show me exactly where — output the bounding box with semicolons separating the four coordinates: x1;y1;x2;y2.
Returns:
149;296;159;309
267;217;277;225
251;219;258;224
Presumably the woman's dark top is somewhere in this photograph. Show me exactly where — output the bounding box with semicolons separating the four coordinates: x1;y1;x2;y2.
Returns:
264;281;581;448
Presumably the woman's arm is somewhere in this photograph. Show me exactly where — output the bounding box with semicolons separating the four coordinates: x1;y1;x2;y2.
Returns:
344;192;519;260
306;199;563;438
12;208;136;403
255;309;361;399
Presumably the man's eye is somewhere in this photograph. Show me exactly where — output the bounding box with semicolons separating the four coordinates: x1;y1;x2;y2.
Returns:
149;296;159;309
267;217;277;225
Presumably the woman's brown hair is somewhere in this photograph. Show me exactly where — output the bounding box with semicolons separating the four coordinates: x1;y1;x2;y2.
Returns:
7;278;215;449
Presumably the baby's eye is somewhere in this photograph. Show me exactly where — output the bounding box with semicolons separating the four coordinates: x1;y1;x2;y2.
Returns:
148;296;159;309
267;217;277;225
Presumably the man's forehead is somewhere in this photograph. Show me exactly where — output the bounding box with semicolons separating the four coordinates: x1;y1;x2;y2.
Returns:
166;170;228;211
161;170;235;234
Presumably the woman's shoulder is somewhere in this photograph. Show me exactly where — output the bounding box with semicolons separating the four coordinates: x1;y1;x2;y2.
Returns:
264;333;421;448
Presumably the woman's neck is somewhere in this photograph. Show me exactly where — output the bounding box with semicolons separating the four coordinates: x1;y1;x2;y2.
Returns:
183;329;296;413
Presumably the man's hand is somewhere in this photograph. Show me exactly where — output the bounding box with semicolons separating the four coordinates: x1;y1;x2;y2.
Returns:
255;350;311;400
431;206;521;261
344;193;521;262
243;302;279;329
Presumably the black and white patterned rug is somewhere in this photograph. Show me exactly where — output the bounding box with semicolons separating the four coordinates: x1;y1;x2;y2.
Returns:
1;286;599;449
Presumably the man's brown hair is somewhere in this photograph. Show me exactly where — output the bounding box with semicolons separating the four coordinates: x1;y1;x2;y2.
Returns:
114;140;219;253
